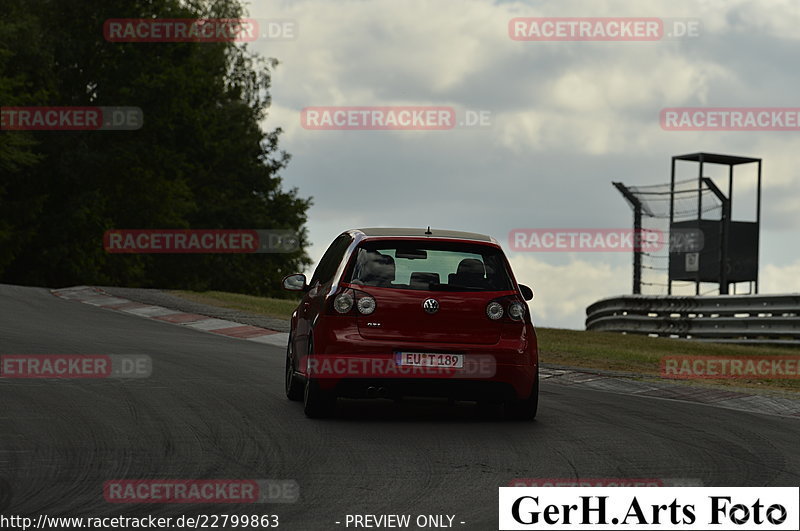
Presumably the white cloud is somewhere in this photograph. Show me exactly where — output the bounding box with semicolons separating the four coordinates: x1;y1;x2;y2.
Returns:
508;254;629;328
703;0;800;40
759;260;800;294
247;0;800;329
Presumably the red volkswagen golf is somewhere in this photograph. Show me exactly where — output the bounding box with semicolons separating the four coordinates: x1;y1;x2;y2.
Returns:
282;228;538;419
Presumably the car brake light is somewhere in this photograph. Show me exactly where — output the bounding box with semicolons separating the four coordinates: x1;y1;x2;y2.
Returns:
508;301;525;321
486;301;504;320
334;292;354;313
487;297;526;322
331;288;378;315
357;296;376;315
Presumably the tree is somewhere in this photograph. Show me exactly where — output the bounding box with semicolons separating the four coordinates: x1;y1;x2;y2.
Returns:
0;0;311;296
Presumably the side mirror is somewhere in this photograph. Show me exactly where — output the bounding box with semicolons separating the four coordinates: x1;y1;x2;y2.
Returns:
283;273;308;292
519;284;534;301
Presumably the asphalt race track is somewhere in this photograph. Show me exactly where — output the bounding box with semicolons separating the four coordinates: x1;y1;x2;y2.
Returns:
1;284;799;530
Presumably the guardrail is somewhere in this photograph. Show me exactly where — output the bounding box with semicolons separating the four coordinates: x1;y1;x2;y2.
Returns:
585;294;800;344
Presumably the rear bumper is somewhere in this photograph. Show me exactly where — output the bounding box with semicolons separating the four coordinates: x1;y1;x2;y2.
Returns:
335;378;518;401
302;321;538;399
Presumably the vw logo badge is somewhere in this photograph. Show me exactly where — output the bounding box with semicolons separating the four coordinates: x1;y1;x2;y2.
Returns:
422;298;439;314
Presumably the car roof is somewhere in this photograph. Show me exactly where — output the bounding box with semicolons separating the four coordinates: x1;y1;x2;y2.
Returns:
352;227;497;243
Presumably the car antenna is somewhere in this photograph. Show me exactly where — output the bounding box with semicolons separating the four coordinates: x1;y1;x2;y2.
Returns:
425;226;432;235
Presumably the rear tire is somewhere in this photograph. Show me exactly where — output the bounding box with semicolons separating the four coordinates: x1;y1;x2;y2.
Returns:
304;377;336;418
505;370;539;420
285;333;303;401
302;333;336;418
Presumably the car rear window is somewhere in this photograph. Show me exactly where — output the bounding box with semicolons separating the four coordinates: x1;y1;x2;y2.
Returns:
345;241;513;291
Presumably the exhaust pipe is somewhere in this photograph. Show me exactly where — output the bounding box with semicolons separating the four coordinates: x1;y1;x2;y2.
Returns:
366;386;388;398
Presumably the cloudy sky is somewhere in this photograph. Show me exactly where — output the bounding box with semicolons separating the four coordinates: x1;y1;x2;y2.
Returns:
245;0;800;329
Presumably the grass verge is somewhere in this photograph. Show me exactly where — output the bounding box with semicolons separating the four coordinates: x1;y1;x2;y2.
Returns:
171;290;299;320
539;327;800;393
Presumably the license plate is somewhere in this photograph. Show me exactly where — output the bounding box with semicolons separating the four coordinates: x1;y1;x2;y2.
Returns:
394;352;464;368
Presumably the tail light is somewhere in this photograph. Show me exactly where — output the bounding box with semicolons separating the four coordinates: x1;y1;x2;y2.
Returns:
333;292;354;313
330;287;377;315
508;301;526;321
356;296;376;315
486;301;504;320
486;296;526;322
